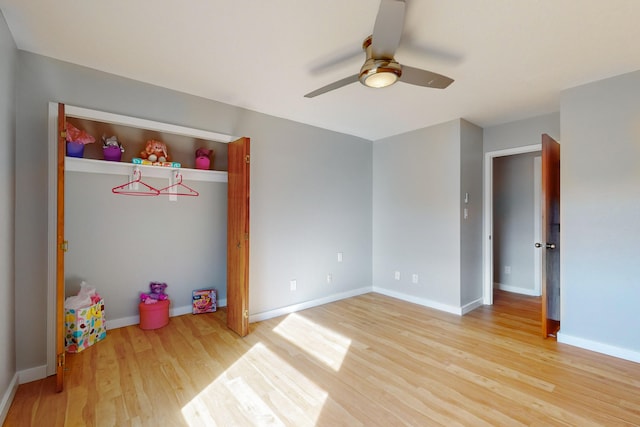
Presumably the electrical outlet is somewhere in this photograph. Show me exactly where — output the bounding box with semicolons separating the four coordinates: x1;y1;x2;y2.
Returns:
290;280;297;291
504;266;511;275
337;252;343;262
412;274;419;284
394;271;401;280
327;274;332;283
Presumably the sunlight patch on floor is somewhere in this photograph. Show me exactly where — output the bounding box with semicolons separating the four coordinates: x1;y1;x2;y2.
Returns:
273;313;352;372
225;377;285;427
182;342;328;426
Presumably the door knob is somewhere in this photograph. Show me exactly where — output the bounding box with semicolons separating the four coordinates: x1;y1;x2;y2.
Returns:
535;242;556;249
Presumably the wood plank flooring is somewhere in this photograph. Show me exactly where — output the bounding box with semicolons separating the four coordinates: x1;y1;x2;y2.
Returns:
4;291;640;426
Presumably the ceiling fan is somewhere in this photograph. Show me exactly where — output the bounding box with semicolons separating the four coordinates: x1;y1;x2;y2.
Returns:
304;0;454;98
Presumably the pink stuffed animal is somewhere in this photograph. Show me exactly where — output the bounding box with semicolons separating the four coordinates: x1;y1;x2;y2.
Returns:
195;148;211;159
140;282;169;304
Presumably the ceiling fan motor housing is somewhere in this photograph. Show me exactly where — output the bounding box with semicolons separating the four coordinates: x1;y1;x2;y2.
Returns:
359;59;402;88
359;35;402;88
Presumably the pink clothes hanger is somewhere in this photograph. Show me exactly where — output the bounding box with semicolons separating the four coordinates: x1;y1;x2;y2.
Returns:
158;171;199;197
112;168;160;196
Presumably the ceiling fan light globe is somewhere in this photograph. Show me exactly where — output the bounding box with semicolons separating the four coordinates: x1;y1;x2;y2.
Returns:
364;71;398;88
359;59;402;89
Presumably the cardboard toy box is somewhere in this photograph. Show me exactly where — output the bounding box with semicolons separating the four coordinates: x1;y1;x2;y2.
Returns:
65;299;106;353
192;289;217;314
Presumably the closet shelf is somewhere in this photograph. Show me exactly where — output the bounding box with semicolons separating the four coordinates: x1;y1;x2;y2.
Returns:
65;157;228;183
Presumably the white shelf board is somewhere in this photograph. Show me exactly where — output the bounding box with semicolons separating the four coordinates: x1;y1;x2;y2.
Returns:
65;157;228;183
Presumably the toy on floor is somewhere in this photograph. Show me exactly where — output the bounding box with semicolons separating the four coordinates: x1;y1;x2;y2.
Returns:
140;282;169;304
192;288;217;314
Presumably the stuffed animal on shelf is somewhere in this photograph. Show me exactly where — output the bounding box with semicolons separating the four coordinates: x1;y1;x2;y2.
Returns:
140;282;169;304
195;148;213;170
195;147;211;159
102;135;124;151
102;134;125;162
140;140;171;163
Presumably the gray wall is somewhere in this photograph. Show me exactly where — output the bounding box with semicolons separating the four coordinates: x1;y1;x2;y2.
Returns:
64;173;228;318
0;10;16;420
493;151;540;294
247;112;372;314
459;120;484;306
560;70;640;354
372;119;462;309
15;52;372;370
483;112;560;153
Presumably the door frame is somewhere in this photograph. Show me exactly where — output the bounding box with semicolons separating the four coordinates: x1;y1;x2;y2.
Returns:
482;144;541;305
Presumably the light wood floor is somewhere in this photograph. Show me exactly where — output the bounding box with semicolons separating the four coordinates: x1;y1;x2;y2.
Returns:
4;291;640;426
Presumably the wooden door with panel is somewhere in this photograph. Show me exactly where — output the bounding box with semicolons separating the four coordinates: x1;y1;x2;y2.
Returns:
227;137;250;337
539;134;560;338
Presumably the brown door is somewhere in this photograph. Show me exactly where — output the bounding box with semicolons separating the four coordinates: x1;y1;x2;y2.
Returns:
539;134;560;337
227;137;250;336
56;103;66;391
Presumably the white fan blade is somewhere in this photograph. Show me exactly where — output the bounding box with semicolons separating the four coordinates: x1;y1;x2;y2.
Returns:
304;74;360;98
371;0;406;59
400;65;454;89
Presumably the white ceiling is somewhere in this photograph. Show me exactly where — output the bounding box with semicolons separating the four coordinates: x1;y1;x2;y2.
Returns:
2;1;640;141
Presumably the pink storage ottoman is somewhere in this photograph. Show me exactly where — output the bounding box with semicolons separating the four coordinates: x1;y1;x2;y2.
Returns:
139;299;170;330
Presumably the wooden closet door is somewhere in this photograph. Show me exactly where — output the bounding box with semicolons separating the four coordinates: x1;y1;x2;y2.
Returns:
56;103;66;391
227;137;250;336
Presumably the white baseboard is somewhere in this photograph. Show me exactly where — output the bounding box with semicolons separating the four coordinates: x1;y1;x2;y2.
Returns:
0;373;19;425
461;297;484;315
106;299;228;330
249;287;371;323
557;332;640;364
372;287;463;315
106;314;140;330
18;365;47;384
496;282;540;297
